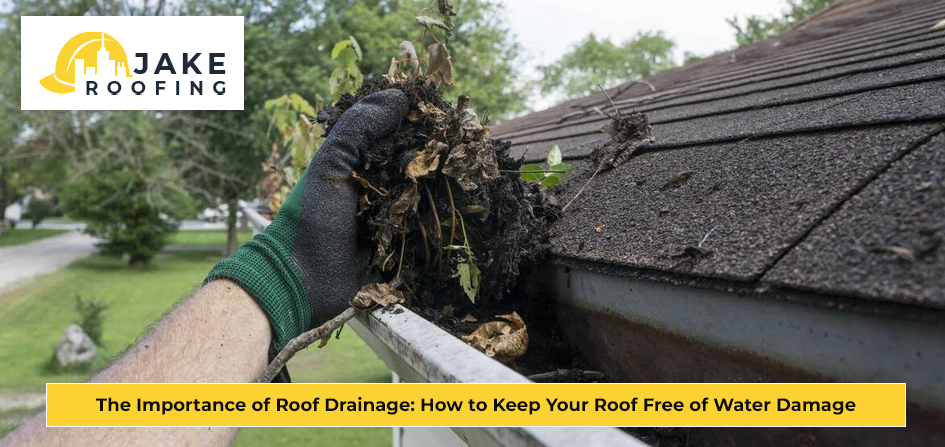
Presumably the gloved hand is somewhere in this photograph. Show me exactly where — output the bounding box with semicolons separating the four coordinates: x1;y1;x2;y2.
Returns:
207;89;409;350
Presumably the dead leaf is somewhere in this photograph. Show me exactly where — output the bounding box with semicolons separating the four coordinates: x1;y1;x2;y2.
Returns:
460;314;478;323
399;41;420;76
350;283;406;310
461;312;528;363
405;141;448;179
457;107;483;141
417;101;447;123
661;171;693;190
442;140;500;191
387;57;400;77
389;183;420;227
915;182;934;192
427;43;455;86
933;18;945;30
465;204;486;214
594;223;606;234
373;184;419;267
873;245;916;262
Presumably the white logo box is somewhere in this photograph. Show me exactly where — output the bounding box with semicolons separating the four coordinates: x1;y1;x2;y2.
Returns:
21;16;244;110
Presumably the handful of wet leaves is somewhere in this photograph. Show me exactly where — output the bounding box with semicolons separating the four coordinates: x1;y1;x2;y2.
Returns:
322;76;558;364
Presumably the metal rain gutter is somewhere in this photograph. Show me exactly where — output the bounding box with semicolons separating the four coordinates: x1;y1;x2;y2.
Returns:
548;264;945;408
237;201;645;447
547;262;945;444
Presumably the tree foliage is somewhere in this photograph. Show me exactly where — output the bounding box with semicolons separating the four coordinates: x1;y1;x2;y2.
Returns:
26;199;56;228
728;0;839;46
330;37;364;101
536;32;676;99
0;0;528;259
60;112;194;265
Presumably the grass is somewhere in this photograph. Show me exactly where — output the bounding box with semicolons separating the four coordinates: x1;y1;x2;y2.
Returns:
0;249;391;446
0;229;68;247
168;230;254;247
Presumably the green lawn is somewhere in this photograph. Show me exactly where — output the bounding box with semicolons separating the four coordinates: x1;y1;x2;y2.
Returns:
0;249;390;446
0;229;68;247
168;229;254;247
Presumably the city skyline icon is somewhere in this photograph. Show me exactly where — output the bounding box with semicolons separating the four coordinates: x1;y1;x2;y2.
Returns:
40;31;133;94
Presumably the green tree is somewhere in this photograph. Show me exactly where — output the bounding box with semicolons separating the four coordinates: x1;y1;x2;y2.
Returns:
60;112;194;266
728;0;839;46
536;32;676;99
311;0;528;119
26;199;56;228
2;0;529;259
176;0;529;256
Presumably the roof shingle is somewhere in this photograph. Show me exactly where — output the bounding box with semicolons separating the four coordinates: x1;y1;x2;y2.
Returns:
493;0;945;308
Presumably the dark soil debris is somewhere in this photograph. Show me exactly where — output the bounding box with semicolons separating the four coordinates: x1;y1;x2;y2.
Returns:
320;77;563;365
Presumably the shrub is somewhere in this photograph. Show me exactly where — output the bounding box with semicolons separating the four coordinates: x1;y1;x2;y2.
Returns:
75;294;109;346
26;199;56;228
62;169;192;265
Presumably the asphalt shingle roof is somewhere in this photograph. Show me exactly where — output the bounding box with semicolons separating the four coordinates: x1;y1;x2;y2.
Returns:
492;0;945;309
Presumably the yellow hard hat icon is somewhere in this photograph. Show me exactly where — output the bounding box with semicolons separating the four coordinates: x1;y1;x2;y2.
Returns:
40;32;132;94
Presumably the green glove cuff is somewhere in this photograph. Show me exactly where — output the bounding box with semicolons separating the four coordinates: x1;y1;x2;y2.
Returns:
205;187;311;350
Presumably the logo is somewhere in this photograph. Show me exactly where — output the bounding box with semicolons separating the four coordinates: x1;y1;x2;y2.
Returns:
22;16;244;111
40;32;132;94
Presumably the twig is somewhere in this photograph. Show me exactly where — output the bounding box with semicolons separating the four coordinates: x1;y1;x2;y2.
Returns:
423;182;443;268
528;369;605;382
698;226;717;248
256;307;358;383
596;83;621;118
562;164;603;212
270;164;296;189
500;169;568;174
417;217;431;269
444;176;457;246
351;172;388;197
395;232;406;281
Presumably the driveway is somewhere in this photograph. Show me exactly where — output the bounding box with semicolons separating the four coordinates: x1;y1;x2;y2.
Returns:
0;231;97;292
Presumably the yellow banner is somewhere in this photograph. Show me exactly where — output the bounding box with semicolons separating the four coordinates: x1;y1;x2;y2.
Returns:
46;383;905;427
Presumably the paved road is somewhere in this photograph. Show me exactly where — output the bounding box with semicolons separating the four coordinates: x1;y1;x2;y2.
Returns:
0;231;97;292
0;222;233;293
38;219;226;231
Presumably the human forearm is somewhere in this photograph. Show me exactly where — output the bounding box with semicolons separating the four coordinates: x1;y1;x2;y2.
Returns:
94;279;271;384
1;280;270;447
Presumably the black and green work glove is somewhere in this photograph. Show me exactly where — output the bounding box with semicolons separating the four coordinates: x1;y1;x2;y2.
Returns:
206;89;409;351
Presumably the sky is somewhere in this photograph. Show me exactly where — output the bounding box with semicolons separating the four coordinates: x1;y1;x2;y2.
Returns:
497;0;788;109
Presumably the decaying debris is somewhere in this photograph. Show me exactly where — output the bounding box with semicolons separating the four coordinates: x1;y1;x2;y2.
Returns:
350;283;407;309
320;76;558;361
660;171;693;191
528;369;605;383
872;245;917;262
562;87;654;211
260;284;407;383
595;112;654;172
461;312;528;363
257;307;358;383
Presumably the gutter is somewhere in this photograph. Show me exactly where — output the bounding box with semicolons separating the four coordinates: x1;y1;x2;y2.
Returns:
547;262;945;445
238;201;645;447
549;263;945;407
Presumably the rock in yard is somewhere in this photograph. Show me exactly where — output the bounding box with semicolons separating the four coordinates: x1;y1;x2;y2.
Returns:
55;324;97;367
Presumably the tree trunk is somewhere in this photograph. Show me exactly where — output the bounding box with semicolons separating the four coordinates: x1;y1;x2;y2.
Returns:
225;197;239;256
